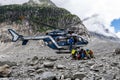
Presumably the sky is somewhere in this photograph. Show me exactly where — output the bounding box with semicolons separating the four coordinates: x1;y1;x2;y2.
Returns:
111;18;120;32
0;0;120;38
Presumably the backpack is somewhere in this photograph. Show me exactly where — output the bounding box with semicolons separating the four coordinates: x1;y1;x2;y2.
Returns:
89;50;93;54
77;54;81;59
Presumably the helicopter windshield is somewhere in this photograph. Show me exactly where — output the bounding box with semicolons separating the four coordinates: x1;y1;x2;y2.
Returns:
78;37;84;42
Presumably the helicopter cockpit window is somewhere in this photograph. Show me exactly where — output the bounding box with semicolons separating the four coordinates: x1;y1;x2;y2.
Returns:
78;37;82;41
78;37;84;42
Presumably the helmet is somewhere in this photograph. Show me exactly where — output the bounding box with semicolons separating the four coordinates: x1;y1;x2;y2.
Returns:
86;49;89;51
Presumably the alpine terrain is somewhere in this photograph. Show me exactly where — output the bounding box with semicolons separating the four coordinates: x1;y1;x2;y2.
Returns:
0;0;120;80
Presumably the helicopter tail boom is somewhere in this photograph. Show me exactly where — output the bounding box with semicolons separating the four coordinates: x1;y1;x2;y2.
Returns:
8;29;22;42
8;29;62;48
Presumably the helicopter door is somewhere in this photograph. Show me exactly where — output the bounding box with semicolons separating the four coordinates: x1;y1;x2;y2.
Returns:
43;38;58;49
78;37;84;44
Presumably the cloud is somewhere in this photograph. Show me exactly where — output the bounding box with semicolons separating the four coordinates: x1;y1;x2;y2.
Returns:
51;0;120;38
0;0;29;5
116;32;120;38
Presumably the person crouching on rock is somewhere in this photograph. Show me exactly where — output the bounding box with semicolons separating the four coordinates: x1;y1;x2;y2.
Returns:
71;48;77;60
85;49;95;59
79;48;86;60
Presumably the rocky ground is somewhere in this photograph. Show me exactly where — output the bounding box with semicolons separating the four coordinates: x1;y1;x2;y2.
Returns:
0;37;120;80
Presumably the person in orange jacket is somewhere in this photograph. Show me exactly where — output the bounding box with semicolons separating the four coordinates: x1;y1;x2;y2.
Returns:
85;49;95;59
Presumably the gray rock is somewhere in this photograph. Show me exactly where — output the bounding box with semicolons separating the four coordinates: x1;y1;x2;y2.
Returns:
63;71;73;79
56;64;65;69
101;77;106;80
115;74;120;80
79;68;85;72
114;48;120;55
60;75;64;80
47;57;57;61
90;64;103;72
31;56;39;65
90;65;99;72
0;78;9;80
65;78;71;80
97;64;104;67
27;68;35;73
111;62;119;67
103;73;115;80
40;72;57;80
32;56;39;61
0;61;17;67
0;64;11;77
44;62;54;68
87;61;95;66
27;56;39;66
36;69;44;74
29;73;36;77
73;72;86;80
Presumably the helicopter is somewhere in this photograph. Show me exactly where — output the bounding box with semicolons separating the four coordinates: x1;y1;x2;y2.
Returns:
8;28;88;52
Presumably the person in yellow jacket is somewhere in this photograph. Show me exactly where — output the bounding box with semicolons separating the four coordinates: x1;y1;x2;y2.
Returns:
71;48;77;60
85;49;95;59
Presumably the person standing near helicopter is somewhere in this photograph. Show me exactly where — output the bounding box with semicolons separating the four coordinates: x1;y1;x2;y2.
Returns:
69;37;74;51
68;30;75;51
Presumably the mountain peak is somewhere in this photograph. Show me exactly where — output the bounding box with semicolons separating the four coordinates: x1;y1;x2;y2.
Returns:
23;0;56;7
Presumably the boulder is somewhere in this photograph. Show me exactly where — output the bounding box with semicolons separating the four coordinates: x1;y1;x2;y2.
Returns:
27;69;35;73
64;78;71;80
0;78;9;80
40;72;57;80
27;56;39;66
56;64;65;69
103;73;115;80
38;40;45;46
47;57;57;61
90;64;103;72
36;69;44;74
32;56;39;61
0;61;17;67
115;74;120;80
60;75;64;80
0;64;11;77
87;61;95;66
114;48;120;55
111;62;119;67
63;71;73;79
73;72;86;80
43;62;54;68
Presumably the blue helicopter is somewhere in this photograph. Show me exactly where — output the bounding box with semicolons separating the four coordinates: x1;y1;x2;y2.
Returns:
8;29;88;52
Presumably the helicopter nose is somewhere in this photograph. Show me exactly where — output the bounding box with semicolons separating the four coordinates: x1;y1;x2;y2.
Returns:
84;40;89;44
